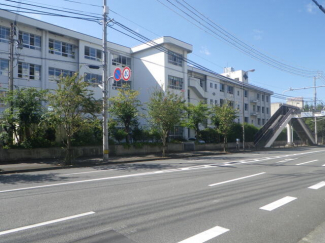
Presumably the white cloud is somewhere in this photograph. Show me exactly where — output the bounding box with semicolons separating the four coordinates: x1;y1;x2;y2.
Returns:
253;29;263;41
306;2;317;13
200;46;211;56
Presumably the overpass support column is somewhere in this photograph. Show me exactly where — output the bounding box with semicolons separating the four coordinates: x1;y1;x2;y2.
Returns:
286;121;293;146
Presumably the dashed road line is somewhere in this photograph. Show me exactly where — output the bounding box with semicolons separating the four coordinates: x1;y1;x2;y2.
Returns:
296;160;318;166
260;196;297;211
177;226;229;243
309;181;325;190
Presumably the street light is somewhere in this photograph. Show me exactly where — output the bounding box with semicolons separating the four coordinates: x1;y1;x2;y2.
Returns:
242;69;255;150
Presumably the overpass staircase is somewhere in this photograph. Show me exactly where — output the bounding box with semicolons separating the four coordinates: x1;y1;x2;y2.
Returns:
254;105;315;148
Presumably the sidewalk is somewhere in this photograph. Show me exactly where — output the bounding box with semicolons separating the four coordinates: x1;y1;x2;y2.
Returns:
0;150;231;174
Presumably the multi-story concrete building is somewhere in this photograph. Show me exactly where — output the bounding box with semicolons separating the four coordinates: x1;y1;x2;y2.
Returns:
0;10;273;139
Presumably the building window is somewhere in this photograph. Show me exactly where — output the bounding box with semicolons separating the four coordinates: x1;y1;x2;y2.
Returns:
262;94;265;101
112;54;131;67
262;107;265;113
85;46;101;61
215;83;217;89
168;75;183;90
245;103;248;111
244;117;249;123
0;26;10;43
237;104;240;109
220;99;224;106
49;67;74;81
257;93;260;100
253;105;256;112
229;101;234;108
0;59;9;76
257;106;260;112
215;100;218;105
49;39;75;58
18;62;41;80
210;99;213;105
266;95;269;102
227;86;234;94
84;73;102;84
266;107;269;114
262;119;265;125
168;51;183;67
244;90;248;97
237;90;240;96
19;31;41;50
258;118;261;125
210;83;213;88
220;83;225;92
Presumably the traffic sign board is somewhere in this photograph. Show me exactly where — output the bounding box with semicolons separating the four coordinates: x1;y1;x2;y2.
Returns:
122;67;131;81
114;68;122;81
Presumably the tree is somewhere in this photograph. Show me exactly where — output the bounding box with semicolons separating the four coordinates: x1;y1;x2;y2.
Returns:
147;88;185;156
211;102;238;152
109;85;142;144
182;101;210;139
0;88;48;147
47;73;100;165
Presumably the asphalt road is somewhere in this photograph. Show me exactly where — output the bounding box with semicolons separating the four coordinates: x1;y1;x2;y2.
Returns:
1;147;325;243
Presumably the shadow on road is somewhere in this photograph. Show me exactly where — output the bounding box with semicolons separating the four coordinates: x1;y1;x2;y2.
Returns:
0;173;68;185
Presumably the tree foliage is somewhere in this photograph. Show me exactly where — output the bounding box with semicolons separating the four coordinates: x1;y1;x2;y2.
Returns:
0;88;48;147
109;85;142;144
211;102;238;151
182;101;210;139
47;73;100;165
147;88;185;156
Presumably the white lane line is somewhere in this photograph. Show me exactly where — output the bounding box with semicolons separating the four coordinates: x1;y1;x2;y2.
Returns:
0;211;95;236
296;160;318;166
177;226;229;243
209;172;266;187
322;164;325;167
309;181;325;190
260;196;297;211
276;158;297;164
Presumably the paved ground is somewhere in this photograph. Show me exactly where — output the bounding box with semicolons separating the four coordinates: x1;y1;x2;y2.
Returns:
1;146;325;242
0;150;232;174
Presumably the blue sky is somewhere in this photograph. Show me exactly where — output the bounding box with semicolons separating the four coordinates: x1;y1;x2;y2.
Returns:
2;0;325;105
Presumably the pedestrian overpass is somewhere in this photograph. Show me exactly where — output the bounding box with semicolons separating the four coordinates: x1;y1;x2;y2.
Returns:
254;104;317;148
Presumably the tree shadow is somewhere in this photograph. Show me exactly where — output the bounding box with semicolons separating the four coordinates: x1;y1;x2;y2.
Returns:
0;173;68;185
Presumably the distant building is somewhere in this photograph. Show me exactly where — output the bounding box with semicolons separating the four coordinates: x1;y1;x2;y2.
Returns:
286;97;304;109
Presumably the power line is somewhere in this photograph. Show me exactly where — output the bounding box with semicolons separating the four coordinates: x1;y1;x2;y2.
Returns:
156;0;322;78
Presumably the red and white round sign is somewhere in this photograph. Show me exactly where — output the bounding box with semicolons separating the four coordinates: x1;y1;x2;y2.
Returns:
122;67;131;81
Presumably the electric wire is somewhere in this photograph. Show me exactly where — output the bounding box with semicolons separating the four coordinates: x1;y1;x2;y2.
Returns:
157;0;322;78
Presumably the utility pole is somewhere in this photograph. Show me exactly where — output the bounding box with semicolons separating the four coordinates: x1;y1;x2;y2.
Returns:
102;0;109;161
9;22;15;93
314;76;318;144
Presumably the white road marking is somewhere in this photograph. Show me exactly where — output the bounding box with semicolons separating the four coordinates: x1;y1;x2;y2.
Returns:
322;164;325;167
0;211;95;236
276;158;297;164
296;160;318;166
209;172;266;187
177;226;229;243
260;196;297;211
309;181;325;190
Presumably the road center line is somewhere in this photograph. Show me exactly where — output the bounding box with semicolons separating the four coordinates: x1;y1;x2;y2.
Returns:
0;211;95;236
260;196;297;211
309;181;325;190
209;172;266;187
296;160;318;166
177;226;229;243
